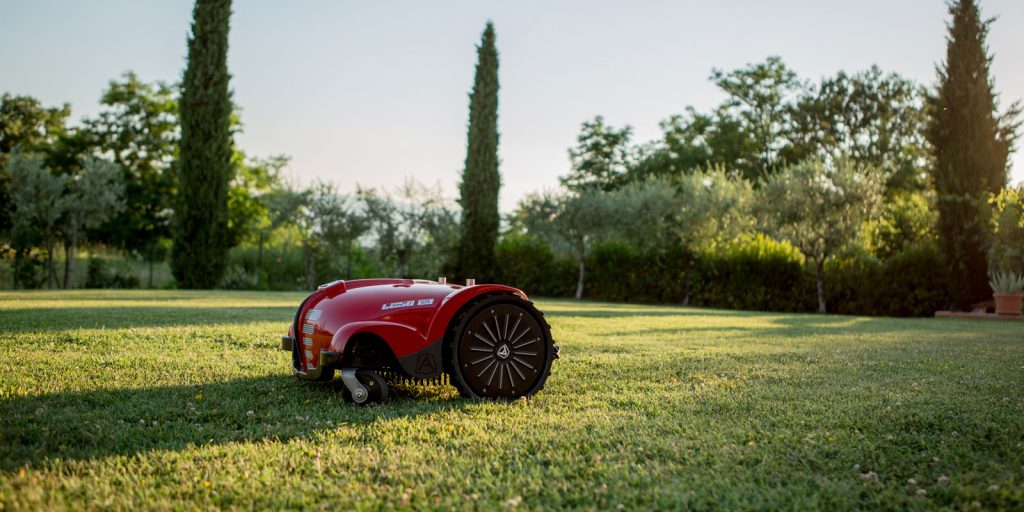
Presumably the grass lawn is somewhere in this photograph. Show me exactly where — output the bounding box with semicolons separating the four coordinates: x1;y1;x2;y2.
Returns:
1;290;1022;510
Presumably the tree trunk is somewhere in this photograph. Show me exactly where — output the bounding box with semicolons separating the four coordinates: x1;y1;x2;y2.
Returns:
148;249;155;289
257;232;265;268
346;240;353;280
682;251;694;306
816;259;827;314
575;256;585;300
46;241;57;289
303;239;316;290
12;247;22;290
63;235;77;289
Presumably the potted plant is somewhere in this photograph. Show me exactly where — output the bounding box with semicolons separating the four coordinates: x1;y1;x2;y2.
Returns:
987;187;1024;316
989;272;1024;316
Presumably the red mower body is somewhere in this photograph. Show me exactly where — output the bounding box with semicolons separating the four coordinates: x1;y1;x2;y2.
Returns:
280;278;557;401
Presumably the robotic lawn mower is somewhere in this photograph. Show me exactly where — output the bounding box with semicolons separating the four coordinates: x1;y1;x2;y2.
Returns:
281;278;559;404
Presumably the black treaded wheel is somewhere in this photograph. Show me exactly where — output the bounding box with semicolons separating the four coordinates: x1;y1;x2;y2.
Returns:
448;295;555;400
343;370;390;404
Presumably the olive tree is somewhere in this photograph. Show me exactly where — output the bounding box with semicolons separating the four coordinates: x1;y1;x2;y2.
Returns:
608;168;751;303
757;159;885;313
361;180;458;280
7;152;65;288
287;182;369;289
60;157;125;288
516;189;613;299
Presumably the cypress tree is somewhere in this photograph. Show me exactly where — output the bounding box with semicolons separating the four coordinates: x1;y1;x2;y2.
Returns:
172;0;234;289
457;22;501;283
927;0;1020;309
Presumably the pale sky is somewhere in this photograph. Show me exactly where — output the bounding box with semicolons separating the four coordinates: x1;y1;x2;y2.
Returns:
3;0;1023;211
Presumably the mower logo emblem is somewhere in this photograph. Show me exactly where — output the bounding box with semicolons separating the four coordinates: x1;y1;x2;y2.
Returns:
415;353;437;374
382;298;435;311
381;300;415;311
496;344;510;360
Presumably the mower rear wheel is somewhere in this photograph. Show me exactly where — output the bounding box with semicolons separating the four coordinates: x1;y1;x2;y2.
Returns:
343;370;390;404
449;295;554;400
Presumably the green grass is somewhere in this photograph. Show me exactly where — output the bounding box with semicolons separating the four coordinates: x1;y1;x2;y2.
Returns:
1;290;1022;510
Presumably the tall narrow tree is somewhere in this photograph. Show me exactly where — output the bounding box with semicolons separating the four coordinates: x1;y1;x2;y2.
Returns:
171;0;234;289
927;0;1021;309
457;22;501;283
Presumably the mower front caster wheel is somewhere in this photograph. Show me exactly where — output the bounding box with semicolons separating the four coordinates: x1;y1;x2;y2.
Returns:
340;369;390;405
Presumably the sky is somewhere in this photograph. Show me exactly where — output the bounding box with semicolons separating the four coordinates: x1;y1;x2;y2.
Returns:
3;0;1023;211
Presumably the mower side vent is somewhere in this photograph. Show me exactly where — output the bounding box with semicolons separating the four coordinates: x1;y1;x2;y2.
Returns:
306;309;322;322
302;323;314;335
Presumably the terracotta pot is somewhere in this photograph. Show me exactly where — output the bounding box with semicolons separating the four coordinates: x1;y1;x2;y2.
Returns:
993;293;1023;316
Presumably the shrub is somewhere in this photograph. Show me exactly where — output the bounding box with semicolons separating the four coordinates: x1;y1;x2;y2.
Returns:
989;185;1024;275
825;250;885;316
219;265;260;290
228;246;306;290
825;242;948;317
868;191;937;259
12;251;46;289
876;242;949;316
584;240;640;302
494;234;575;297
85;258;140;289
691;234;814;313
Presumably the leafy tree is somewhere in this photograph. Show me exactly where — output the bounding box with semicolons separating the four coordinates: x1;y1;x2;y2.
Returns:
631;108;756;183
363;181;458;280
0;94;70;237
611;169;751;303
457;21;501;283
290;183;368;289
238;155;291;268
711;57;801;180
867;191;937;259
561;116;634;192
988;185;1024;276
927;0;1021;309
757;159;885;313
172;0;234;289
788;66;929;192
60;158;125;288
226;153;286;250
516;190;612;299
83;73;178;273
7;152;66;288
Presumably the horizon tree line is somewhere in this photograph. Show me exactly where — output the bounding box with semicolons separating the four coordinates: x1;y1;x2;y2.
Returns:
0;1;1019;316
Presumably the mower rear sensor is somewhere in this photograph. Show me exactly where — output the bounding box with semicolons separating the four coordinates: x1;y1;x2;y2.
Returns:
281;278;558;403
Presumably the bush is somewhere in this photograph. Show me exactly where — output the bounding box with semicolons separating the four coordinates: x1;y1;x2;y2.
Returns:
494;234;575;297
584;241;685;303
219;265;260;290
825;242;948;317
877;242;949;316
989;185;1024;275
867;192;936;259
497;232;948;317
85;258;140;289
585;240;644;302
825;250;886;316
12;250;46;289
228;246;306;290
691;234;814;313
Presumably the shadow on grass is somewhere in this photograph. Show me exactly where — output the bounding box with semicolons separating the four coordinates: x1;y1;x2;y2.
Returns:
0;375;466;470
543;307;746;319
598;314;953;341
0;306;298;333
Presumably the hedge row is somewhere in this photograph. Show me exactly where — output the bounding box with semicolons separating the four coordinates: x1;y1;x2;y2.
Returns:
495;234;949;317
